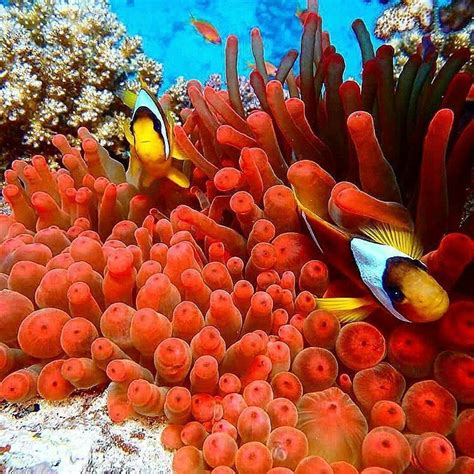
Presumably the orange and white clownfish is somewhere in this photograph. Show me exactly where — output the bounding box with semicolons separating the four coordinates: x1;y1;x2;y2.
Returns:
121;81;190;190
296;198;450;324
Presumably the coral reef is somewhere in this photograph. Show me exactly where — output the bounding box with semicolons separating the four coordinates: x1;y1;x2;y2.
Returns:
375;0;433;38
0;0;163;167
375;0;473;76
439;0;473;34
203;73;261;114
0;1;473;472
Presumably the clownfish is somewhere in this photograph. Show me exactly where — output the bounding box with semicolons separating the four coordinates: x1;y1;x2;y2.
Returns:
190;14;222;45
121;81;190;189
295;196;450;324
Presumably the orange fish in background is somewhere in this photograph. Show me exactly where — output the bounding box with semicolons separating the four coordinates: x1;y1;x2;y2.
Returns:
190;14;222;45
295;4;311;25
246;60;278;76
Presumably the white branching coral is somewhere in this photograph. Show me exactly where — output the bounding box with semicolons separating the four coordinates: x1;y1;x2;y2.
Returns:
375;0;433;39
375;0;473;76
0;0;163;166
203;73;260;114
165;74;261;123
167;76;192;113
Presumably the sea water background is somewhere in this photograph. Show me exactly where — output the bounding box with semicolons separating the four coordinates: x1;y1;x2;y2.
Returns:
110;0;391;90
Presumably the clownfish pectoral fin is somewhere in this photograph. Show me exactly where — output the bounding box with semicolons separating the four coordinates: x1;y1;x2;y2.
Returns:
317;296;378;323
123;119;135;146
171;143;189;161
119;89;139;109
167;167;190;188
360;223;423;260
165;109;176;130
141;173;156;188
125;148;141;188
166;111;189;161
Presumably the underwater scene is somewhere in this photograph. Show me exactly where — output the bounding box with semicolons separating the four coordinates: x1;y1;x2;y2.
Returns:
0;0;473;472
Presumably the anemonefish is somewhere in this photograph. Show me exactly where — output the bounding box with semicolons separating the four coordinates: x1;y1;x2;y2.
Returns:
121;80;190;190
190;14;222;45
294;195;450;324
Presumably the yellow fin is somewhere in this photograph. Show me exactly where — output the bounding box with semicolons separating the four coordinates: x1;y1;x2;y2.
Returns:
141;173;156;188
165;109;175;125
167;167;190;188
171;143;189;161
360;223;423;260
123;119;134;146
317;297;377;323
125;148;141;188
119;90;138;109
166;111;189;161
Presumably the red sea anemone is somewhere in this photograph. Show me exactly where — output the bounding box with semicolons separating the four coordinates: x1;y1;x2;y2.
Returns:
434;351;474;404
336;322;386;371
353;362;406;413
235;441;273;474
266;426;309;470
361;426;411;473
454;409;474;457
387;323;438;378
297;387;368;465
408;432;456;473
401;380;457;435
369;400;405;431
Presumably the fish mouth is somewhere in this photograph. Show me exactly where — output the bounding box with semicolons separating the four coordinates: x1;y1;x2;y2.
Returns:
139;140;151;143
431;291;450;317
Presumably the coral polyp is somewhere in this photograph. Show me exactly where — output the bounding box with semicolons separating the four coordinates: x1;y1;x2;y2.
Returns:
0;0;473;471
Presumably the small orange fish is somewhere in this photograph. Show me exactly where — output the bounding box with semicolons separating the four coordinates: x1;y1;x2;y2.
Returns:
246;60;278;76
295;5;311;25
190;14;222;45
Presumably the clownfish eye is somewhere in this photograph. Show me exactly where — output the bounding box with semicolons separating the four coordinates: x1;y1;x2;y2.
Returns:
386;286;405;303
151;114;162;134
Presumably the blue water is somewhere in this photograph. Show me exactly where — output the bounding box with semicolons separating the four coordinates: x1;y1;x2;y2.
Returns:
110;0;391;90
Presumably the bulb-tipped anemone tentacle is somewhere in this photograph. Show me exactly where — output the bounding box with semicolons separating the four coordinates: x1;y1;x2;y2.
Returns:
0;1;472;470
361;426;412;474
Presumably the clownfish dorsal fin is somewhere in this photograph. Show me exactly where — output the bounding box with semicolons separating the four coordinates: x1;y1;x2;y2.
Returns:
317;296;378;323
359;223;423;260
138;75;149;91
